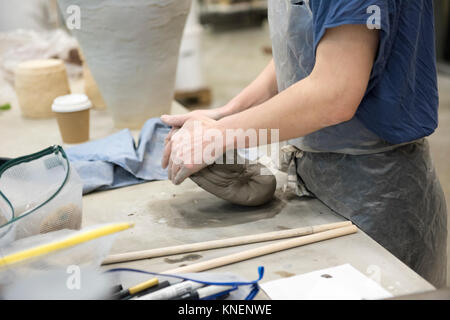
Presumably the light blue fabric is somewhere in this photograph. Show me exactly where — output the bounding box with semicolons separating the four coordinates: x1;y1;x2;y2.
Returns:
66;118;170;194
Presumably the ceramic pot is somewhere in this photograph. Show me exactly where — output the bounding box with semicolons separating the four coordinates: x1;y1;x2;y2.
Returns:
83;64;106;110
58;0;191;128
15;59;70;119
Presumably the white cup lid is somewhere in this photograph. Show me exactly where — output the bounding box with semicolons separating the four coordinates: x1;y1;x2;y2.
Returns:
52;94;92;113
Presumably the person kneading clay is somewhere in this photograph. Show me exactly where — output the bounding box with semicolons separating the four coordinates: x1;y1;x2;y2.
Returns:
161;0;447;288
189;151;277;207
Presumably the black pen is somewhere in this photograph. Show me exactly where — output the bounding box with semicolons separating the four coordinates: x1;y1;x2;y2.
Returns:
111;284;123;294
172;285;234;300
133;281;171;299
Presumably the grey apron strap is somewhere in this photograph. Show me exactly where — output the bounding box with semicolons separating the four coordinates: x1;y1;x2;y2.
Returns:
280;145;313;197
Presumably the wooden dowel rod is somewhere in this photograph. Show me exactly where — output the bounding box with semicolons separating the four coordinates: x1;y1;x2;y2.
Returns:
164;225;358;274
102;221;352;265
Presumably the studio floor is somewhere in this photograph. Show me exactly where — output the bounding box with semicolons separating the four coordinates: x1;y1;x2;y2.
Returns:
198;22;450;285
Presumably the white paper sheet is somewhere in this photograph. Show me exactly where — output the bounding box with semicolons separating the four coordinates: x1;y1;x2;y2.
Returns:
260;264;393;300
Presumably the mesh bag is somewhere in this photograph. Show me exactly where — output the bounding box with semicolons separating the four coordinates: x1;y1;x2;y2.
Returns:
0;193;14;246
0;146;83;246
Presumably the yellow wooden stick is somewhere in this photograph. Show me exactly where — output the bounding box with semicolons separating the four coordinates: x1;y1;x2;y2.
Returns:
0;222;134;268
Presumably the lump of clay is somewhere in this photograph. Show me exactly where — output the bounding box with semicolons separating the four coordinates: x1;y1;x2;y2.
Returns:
190;154;277;207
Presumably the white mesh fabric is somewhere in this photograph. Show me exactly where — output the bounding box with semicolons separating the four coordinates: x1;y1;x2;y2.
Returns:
0;147;83;242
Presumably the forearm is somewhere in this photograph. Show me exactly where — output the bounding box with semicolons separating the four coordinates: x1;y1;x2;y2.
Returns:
221;59;278;117
163;25;379;185
218;72;362;148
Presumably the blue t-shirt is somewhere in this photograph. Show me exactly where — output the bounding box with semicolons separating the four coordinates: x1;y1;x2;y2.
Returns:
310;0;439;144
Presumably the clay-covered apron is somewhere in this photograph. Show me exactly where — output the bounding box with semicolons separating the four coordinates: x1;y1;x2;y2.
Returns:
268;0;447;287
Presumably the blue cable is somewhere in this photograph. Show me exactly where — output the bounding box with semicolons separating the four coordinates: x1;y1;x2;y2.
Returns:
106;266;264;300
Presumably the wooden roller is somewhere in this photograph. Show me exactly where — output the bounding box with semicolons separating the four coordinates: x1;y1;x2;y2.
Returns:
102;221;352;265
164;224;358;274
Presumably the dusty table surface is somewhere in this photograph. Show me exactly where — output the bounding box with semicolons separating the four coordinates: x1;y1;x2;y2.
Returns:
85;179;434;299
0;86;434;298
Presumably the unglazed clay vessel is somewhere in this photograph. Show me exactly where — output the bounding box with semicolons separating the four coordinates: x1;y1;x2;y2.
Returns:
58;0;191;129
83;64;106;110
15;59;70;119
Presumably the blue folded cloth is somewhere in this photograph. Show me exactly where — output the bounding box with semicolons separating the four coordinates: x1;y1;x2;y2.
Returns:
66;118;170;194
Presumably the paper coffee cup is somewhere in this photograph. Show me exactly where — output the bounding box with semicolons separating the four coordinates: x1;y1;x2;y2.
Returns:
52;94;91;144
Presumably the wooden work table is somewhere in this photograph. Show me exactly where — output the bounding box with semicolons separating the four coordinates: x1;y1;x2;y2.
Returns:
0;98;435;299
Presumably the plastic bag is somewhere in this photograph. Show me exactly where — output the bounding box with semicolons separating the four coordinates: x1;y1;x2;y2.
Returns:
0;223;133;299
0;223;132;286
0;145;83;246
0;29;82;84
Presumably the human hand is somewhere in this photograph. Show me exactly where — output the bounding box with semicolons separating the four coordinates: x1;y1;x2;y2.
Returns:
161;108;229;162
161;107;226;128
161;115;226;185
